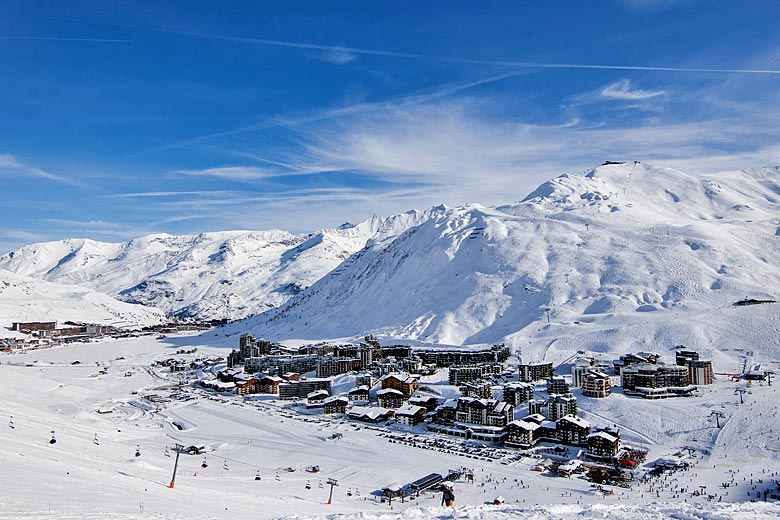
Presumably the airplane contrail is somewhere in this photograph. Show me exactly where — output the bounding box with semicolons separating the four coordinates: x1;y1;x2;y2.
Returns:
0;36;132;43
217;35;780;75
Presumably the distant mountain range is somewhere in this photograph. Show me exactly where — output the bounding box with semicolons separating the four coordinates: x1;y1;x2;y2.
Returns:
0;210;431;322
3;163;780;354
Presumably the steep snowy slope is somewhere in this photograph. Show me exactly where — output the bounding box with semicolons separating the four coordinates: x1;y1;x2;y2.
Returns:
0;212;429;321
0;269;165;330
235;163;780;355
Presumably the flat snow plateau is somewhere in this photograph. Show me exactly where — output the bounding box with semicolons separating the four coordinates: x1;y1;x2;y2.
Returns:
1;334;779;519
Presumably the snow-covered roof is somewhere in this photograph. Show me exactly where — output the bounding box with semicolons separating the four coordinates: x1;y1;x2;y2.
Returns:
322;396;348;405
587;431;617;443
558;415;590;429
508;420;539;431
307;390;329;399
349;385;369;393
377;388;405;396
347;406;393;421
395;404;425;416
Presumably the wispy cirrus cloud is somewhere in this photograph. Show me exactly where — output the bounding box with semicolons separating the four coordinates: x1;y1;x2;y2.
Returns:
600;79;666;100
0;154;77;185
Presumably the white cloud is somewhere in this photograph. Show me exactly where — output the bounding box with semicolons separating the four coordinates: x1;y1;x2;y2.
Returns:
600;79;666;100
0;154;75;185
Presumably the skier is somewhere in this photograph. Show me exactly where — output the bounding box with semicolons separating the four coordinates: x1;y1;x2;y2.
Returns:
441;484;455;507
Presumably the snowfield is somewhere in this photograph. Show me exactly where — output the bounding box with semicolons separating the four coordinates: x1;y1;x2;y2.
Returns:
0;268;165;332
1;334;779;520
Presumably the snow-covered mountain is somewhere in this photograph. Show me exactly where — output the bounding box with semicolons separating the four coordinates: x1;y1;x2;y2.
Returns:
0;268;165;330
230;163;780;358
0;211;430;321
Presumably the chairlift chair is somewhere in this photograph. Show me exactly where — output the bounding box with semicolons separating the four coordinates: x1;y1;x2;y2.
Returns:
201;458;208;469
255;470;262;481
135;445;141;457
223;460;229;470
8;416;14;429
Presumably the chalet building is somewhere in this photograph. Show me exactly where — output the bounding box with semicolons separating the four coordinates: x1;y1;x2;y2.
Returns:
460;381;492;399
503;382;534;406
581;370;611;398
454;398;513;428
282;372;300;381
347;406;394;423
355;372;375;388
235;376;261;395
546;376;569;395
322;396;349;414
278;378;332;400
506;420;540;448
306;389;330;408
587;429;621;458
621;363;692;398
348;385;370;403
431;399;458;425
258;375;284;394
555;415;591;445
519;361;553;382
408;395;439;412
394;404;426;426
688;359;713;385
377;388;406;409
381;373;419;396
548;394;578;421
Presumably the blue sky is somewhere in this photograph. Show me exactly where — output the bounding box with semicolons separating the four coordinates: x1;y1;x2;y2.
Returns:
1;0;780;252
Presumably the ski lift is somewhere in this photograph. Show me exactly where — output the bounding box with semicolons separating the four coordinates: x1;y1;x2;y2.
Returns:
305;481;311;490
135;445;141;457
222;460;229;471
255;470;262;481
201;458;208;469
355;489;361;497
49;431;57;445
8;416;14;429
93;433;99;446
275;472;281;481
346;488;353;497
164;446;170;457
